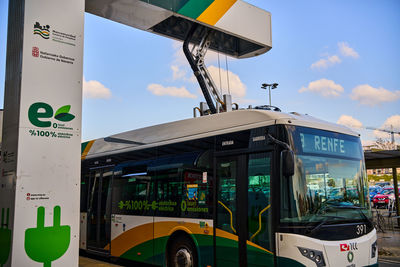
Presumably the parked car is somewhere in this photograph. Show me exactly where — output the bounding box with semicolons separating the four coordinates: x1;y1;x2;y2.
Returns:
388;188;400;210
376;181;391;187
372;187;394;208
369;186;382;201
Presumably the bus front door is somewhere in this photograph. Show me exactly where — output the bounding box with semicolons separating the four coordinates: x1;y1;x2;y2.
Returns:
87;167;113;253
215;155;246;267
216;153;273;267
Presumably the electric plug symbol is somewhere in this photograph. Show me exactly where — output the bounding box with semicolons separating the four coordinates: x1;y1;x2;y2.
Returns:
25;206;70;267
0;208;11;267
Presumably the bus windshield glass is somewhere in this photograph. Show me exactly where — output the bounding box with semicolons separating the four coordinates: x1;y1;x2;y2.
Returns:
281;126;371;224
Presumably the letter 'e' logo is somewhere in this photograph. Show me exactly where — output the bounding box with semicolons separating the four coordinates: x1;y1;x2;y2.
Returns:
28;102;75;128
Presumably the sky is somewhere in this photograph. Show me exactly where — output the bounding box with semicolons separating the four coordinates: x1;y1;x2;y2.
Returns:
0;0;399;145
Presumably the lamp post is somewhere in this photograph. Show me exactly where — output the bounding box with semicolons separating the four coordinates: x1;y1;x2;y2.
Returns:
261;83;279;106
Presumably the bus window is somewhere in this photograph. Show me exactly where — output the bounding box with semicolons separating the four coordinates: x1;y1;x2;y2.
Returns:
182;170;212;219
112;167;153;216
153;142;213;218
247;152;273;264
155;167;183;217
154;167;213;218
217;159;237;234
81;172;89;212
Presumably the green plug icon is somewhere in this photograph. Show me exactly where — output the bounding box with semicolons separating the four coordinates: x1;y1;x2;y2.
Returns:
25;206;70;267
0;208;11;267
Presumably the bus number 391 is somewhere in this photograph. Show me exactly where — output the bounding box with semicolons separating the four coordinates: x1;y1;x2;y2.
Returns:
356;224;367;235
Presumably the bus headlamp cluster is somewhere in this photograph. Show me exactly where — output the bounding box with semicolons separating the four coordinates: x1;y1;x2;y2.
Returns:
298;247;326;267
371;241;377;258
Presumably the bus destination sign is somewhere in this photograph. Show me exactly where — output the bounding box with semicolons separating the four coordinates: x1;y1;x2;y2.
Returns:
299;133;361;158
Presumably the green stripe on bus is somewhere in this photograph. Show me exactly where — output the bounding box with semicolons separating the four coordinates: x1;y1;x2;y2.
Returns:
276;256;306;267
139;0;190;13
192;234;214;266
120;239;155;264
118;233;273;266
247;244;274;266
119;234;214;266
81;141;89;154
178;0;215;20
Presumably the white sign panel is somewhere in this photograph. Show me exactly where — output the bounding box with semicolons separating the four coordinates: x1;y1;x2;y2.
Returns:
1;0;84;266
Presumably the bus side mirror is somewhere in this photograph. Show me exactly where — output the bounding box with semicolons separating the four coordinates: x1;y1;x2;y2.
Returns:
282;150;294;177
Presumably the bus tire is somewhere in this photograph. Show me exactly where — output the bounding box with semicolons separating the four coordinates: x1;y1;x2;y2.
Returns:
167;235;198;267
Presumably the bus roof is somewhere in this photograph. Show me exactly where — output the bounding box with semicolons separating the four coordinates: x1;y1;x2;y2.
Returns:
82;109;359;160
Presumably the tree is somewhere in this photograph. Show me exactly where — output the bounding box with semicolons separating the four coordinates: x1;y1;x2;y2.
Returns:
327;179;336;187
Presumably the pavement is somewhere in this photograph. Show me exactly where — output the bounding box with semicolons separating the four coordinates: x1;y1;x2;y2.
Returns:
377;227;400;264
79;253;153;267
79;256;122;267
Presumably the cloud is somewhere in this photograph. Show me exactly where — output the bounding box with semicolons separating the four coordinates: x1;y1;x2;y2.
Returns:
310;42;358;70
337;115;363;128
382;115;400;129
170;42;200;83
170;41;247;98
328;55;341;63
311;55;341;70
83;77;112;99
350;84;400;106
374;115;400;139
167;41;248;103
299;79;344;97
147;83;197;99
207;65;246;98
171;65;186;81
172;41;188;66
338;42;359;58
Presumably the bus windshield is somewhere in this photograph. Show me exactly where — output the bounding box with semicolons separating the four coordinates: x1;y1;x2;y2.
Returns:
280;126;371;224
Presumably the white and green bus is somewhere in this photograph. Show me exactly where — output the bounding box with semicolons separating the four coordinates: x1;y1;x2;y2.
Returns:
79;109;377;267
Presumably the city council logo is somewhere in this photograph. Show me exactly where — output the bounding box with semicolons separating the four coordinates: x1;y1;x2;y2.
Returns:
33;22;50;39
32;47;39;58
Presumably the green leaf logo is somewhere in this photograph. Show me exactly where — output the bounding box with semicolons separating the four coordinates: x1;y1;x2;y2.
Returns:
54;105;75;122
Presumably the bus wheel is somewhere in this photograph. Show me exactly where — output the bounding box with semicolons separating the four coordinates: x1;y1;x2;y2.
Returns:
168;235;198;267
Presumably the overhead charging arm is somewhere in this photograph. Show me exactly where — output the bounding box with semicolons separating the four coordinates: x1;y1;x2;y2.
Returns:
183;24;224;114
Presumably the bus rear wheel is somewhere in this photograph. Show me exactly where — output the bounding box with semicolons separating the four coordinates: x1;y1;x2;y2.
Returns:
167;235;198;267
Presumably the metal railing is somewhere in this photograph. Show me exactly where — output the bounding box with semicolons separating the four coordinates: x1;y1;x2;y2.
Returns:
372;208;400;232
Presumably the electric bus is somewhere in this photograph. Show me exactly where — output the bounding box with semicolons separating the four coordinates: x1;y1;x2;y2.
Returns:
79;109;377;267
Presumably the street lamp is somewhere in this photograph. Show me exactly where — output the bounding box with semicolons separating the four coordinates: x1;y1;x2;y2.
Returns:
261;83;279;106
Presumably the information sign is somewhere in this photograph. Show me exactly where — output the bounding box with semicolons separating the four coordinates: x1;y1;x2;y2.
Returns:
0;0;84;266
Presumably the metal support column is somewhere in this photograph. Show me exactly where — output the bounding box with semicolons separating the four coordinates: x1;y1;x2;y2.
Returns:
393;167;400;227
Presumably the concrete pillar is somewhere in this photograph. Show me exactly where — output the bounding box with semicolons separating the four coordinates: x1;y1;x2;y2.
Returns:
393;167;400;227
0;0;84;266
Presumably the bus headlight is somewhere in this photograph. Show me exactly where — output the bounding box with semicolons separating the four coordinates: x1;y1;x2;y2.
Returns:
298;247;326;267
371;241;377;258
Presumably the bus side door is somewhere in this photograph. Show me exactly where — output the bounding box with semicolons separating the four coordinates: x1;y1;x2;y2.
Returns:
87;167;113;253
215;155;244;267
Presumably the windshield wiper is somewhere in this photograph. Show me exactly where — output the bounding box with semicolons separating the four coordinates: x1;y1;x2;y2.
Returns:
328;204;373;225
306;215;346;235
306;201;372;236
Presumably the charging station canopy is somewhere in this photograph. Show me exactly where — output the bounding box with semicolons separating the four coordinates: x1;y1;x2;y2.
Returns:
85;0;272;58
